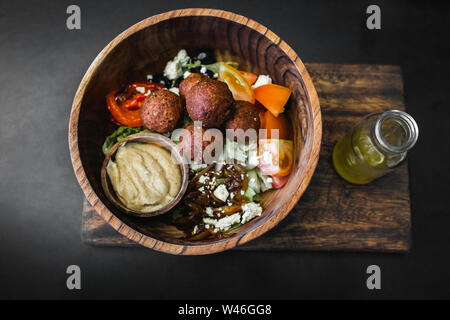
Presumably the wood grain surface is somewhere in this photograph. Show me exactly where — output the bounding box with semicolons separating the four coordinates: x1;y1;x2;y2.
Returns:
81;62;412;252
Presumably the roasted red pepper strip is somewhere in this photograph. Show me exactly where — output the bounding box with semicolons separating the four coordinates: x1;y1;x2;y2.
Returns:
129;82;165;90
120;94;146;110
120;82;165;110
106;82;165;126
106;91;143;127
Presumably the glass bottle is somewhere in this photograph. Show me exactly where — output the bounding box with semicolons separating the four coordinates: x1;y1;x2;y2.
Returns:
332;110;419;184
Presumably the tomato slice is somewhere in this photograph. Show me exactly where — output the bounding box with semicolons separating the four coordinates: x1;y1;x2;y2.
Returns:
258;139;294;177
272;175;289;189
260;111;290;139
239;70;258;85
218;63;255;103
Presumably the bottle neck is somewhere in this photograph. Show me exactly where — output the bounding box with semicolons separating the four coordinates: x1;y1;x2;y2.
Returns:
372;110;419;155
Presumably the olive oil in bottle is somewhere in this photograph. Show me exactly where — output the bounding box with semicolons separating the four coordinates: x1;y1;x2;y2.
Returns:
333;110;418;184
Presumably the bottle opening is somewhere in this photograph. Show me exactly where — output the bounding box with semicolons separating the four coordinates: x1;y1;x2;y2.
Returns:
374;110;419;154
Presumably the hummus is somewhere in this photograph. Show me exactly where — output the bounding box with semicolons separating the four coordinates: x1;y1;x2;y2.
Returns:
106;142;181;213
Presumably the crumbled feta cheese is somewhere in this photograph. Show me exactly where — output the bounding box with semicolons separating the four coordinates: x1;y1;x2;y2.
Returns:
214;213;241;232
252;75;272;88
214;184;229;202
198;186;204;192
193;225;199;234
190;162;207;173
198;175;207;184
200;66;207;74
256;167;273;191
164;49;190;80
230;192;235;199
135;86;146;94
203;217;217;225
205;224;210;229
169;87;180;95
241;202;263;224
240;190;245;195
175;49;189;62
213;73;218;78
206;207;214;217
146;74;153;80
183;71;191;79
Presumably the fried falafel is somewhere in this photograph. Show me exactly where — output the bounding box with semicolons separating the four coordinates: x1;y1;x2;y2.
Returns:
179;73;209;99
224;100;260;132
185;78;234;128
141;89;182;133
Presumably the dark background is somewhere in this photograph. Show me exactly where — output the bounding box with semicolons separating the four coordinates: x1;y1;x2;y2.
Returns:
0;0;449;299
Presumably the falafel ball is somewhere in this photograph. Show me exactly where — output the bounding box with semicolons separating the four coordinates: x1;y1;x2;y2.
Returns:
178;123;214;160
179;73;208;99
141;89;182;133
224;100;260;132
185;78;234;128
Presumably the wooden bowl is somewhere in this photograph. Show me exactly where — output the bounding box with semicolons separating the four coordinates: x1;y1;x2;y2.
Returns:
68;8;321;255
100;132;189;217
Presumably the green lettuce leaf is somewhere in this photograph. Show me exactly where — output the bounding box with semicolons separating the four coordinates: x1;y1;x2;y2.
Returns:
102;126;150;155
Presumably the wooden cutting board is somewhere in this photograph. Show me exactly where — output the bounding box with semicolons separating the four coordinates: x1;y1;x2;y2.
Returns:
81;63;411;252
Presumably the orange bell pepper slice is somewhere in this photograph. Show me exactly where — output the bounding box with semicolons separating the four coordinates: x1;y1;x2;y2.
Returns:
260;111;290;139
254;84;292;117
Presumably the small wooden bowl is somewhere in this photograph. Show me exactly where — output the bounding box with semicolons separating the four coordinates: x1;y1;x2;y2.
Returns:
68;9;322;255
100;133;189;218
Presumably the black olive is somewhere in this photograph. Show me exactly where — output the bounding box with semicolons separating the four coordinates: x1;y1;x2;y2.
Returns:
205;70;216;78
188;48;216;65
197;52;207;60
174;76;184;87
190;66;202;74
151;74;170;88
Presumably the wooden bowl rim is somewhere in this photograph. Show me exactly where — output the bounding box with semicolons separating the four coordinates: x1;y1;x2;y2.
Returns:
100;132;190;217
68;8;322;255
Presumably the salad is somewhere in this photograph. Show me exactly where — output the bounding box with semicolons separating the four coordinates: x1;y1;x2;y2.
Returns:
101;49;295;239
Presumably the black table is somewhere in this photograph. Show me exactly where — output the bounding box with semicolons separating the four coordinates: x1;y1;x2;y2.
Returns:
0;0;449;299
